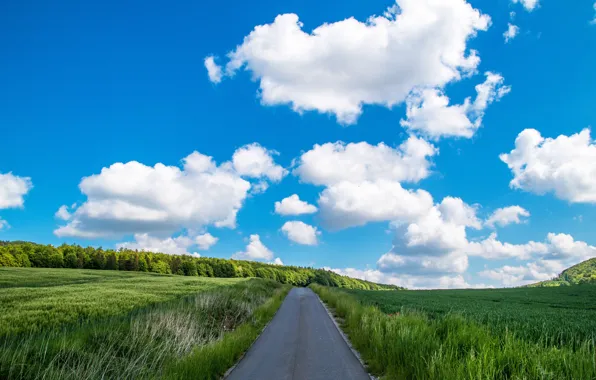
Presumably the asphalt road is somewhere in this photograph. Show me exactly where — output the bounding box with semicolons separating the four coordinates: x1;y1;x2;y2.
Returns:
225;287;370;380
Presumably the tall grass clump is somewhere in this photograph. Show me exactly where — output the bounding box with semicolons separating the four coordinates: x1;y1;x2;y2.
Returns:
0;279;289;380
311;284;596;380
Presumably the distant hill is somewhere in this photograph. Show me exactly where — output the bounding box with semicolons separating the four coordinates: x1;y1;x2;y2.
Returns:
530;258;596;287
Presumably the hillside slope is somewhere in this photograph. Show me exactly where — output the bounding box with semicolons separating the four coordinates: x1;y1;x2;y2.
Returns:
530;258;596;287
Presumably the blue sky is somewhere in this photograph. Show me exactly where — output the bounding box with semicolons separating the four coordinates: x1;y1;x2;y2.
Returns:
1;0;596;288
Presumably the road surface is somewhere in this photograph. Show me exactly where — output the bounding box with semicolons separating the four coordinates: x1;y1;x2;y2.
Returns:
226;287;370;380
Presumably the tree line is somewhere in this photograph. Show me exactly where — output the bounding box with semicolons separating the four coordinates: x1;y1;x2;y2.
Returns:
0;241;400;290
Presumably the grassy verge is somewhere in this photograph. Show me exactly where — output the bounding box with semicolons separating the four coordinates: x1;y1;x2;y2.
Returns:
0;273;289;379
311;284;596;380
164;284;291;379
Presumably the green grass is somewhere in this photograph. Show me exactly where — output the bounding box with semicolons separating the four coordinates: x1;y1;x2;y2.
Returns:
344;285;596;349
0;267;244;336
312;284;596;380
0;268;290;379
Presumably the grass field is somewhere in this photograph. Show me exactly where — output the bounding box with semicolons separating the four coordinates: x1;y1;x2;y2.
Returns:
0;268;289;379
0;267;245;336
312;284;596;380
346;285;596;349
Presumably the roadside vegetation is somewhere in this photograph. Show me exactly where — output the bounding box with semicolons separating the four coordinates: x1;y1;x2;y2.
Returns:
0;268;290;379
0;241;397;290
312;284;596;380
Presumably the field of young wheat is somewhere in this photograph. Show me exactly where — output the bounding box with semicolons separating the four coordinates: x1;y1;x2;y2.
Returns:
312;284;596;380
0;268;289;380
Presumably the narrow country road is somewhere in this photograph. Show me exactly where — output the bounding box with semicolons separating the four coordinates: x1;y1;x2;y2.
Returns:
226;287;370;380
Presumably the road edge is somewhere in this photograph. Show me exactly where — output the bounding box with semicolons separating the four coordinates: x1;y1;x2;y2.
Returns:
314;293;377;380
222;287;292;379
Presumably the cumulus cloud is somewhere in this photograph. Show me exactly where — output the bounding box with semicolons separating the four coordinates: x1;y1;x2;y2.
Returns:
512;0;539;11
204;56;223;84
270;257;284;266
55;205;72;221
466;233;547;260
55;145;283;238
503;23;519;43
400;72;510;139
438;197;482;229
194;233;219;250
232;143;287;182
281;221;320;245
209;0;490;124
117;233;202;255
378;251;468;275
380;197;478;275
479;234;596;287
500;128;596;203
329;267;480;289
274;194;317;216
0;219;9;231
294;136;437;186
543;232;596;261
485;206;530;228
232;234;277;262
0;172;33;209
479;259;567;287
318;180;434;230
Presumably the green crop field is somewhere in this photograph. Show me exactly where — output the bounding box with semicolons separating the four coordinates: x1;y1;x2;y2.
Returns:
0;268;289;379
312;284;596;380
345;285;596;348
0;267;244;336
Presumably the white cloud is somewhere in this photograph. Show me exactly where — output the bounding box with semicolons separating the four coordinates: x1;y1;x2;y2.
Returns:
400;72;510;139
378;251;468;275
204;56;223;84
274;194;317;216
466;232;547;260
318;180;434;230
232;234;275;261
281;221;320;245
0;218;9;231
500;128;596;203
591;2;596;24
294;135;437;186
329;267;480;289
270;257;284;266
55;205;72;221
0;172;33;209
467;232;596;262
438;196;482;229
381;198;478;275
211;0;490;124
117;233;201;256
544;232;596;261
485;206;530;228
479;259;566;287
194;233;219;250
232;143;287;182
479;234;596;287
503;23;519;43
512;0;539;12
55;145;283;238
